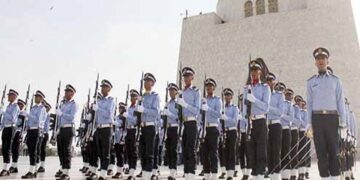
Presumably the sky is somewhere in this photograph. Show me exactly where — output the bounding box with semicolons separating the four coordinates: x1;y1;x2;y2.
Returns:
0;0;360;113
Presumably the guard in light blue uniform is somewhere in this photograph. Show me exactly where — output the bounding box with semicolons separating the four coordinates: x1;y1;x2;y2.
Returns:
91;80;116;180
281;88;294;180
22;90;47;179
177;67;201;180
200;78;221;180
163;83;179;179
242;59;271;180
36;100;51;173
135;73;160;180
306;48;346;180
125;89;139;179
221;88;239;179
266;74;285;180
0;89;20;177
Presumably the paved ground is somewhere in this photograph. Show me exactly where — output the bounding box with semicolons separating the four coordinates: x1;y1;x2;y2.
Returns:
0;156;359;179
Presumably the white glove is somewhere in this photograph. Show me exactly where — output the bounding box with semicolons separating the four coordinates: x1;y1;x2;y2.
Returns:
92;104;99;111
354;139;358;147
136;105;144;113
340;128;347;139
346;135;352;142
56;109;63;116
201;104;209;111
177;98;188;108
164;109;173;117
122;112;128;118
85;113;92;121
221;114;228;120
246;93;256;103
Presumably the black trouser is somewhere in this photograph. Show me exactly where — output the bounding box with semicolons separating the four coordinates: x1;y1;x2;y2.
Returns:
81;144;89;164
152;134;160;170
218;137;226;170
11;131;22;163
2;126;15;164
166;127;178;170
58;127;74;169
239;132;250;169
39;133;49;162
95;127;112;170
125;128;137;170
225;130;237;171
267;123;282;174
139;125;156;172
290;129;299;170
345;142;354;171
249;118;267;175
297;131;308;169
312;114;340;177
87;132;98;169
203;127;219;174
114;143;124;168
26;129;40;166
36;134;43;164
182;121;197;174
56;134;63;168
110;144;116;166
281;129;291;170
158;145;163;166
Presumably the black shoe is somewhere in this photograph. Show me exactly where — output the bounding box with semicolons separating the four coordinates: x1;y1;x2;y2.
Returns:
241;175;249;180
0;170;10;177
112;172;122;179
226;177;233;180
86;173;98;180
127;176;135;180
21;172;36;179
219;172;226;179
345;177;351;180
305;172;309;179
85;171;92;176
55;170;63;178
151;175;158;180
298;174;304;180
37;166;45;173
265;171;269;178
60;174;70;180
107;169;114;176
167;176;175;180
290;176;297;180
199;170;204;176
124;168;129;175
79;166;85;172
9;167;18;173
98;177;105;180
82;167;89;174
234;170;238;177
136;171;142;177
351;173;355;180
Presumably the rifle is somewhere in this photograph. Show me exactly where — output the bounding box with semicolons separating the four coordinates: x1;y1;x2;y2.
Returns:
220;87;226;148
135;72;144;142
177;64;184;141
86;73;100;142
50;81;62;146
80;89;91;147
200;74;207;142
161;82;169;145
0;84;7;125
237;90;242;146
20;85;30;135
119;84;130;143
245;55;252;141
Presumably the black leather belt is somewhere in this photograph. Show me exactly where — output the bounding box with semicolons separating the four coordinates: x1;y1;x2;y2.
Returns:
312;110;338;115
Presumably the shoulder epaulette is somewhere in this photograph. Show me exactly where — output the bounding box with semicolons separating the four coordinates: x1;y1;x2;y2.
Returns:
307;75;317;81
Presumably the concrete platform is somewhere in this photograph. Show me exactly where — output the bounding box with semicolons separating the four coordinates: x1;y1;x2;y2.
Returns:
0;156;358;179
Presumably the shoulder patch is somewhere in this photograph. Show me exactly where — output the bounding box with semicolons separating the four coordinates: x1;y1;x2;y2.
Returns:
307;75;317;81
192;86;199;91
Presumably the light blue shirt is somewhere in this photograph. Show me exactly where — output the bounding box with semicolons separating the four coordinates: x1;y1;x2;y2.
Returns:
27;104;47;129
268;91;285;121
114;115;126;143
300;109;308;130
224;103;239;128
58;100;78;126
43;113;50;133
242;83;271;117
95;96;116;125
238;112;247;132
165;99;179;125
205;95;222;124
127;104;137;127
306;73;346;126
349;111;357;138
281;101;294;127
292;105;303;128
141;91;160;123
181;85;201;120
2;102;20;127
